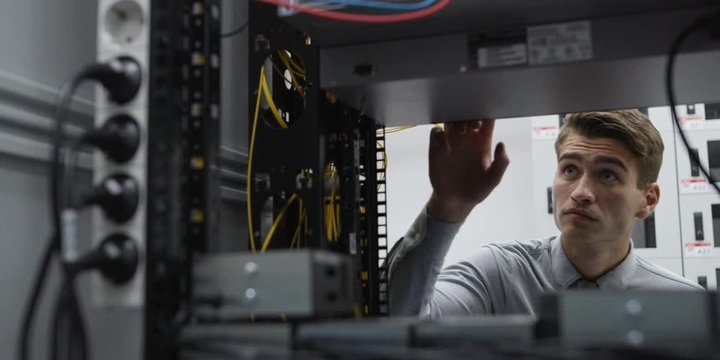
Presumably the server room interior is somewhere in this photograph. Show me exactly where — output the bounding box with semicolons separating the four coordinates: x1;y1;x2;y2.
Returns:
3;1;720;360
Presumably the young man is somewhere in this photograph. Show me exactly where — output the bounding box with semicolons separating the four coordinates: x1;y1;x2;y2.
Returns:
387;110;702;318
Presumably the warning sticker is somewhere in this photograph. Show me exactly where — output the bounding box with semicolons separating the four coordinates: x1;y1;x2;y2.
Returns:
680;115;705;130
477;44;527;68
527;21;592;65
679;178;710;194
685;242;713;256
531;116;561;140
532;125;559;140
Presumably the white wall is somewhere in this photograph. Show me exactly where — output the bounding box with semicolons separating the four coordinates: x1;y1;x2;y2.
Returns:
385;117;542;267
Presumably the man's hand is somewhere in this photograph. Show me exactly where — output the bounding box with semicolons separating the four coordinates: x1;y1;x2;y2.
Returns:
426;120;510;223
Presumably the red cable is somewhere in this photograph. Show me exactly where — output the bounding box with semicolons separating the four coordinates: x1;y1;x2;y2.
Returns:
256;0;451;23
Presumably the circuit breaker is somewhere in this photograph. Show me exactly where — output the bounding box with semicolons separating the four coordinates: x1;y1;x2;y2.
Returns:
673;103;720;289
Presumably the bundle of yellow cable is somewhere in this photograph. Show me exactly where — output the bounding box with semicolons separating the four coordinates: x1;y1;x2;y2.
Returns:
276;50;306;97
247;63;307;253
259;193;301;253
288;198;306;249
324;162;341;243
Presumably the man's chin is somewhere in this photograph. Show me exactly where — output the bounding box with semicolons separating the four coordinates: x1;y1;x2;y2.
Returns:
561;224;598;238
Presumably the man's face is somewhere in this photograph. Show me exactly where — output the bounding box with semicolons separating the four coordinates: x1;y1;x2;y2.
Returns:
552;133;659;244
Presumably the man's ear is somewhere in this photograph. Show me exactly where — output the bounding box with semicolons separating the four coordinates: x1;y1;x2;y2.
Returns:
636;182;660;219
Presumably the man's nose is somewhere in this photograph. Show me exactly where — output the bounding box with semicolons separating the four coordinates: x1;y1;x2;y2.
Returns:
570;175;595;204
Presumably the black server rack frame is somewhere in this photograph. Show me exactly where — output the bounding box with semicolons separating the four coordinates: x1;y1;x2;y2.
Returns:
145;1;221;359
247;3;387;316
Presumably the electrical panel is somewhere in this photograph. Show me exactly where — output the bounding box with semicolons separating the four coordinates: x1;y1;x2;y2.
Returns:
636;107;684;274
530;115;562;239
673;103;720;289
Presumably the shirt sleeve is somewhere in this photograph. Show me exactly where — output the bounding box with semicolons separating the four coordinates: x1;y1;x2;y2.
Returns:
387;209;502;317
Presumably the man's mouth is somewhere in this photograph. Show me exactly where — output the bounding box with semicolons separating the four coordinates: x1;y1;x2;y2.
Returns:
563;209;597;220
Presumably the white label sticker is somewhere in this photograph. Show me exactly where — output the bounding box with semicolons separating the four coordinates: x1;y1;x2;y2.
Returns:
681;115;705;130
680;178;710;194
532;125;559;140
675;104;706;130
528;21;593;65
477;44;527;68
685;242;713;256
531;115;561;140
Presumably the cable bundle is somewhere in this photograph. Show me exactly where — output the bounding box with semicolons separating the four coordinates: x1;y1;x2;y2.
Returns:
248;62;308;252
255;0;450;23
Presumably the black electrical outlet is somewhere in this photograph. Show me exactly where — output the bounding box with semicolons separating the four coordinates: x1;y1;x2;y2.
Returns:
695;211;705;241
645;213;656;248
691;148;700;177
712;204;720;247
706;102;720;120
547;187;553;214
708;141;720;180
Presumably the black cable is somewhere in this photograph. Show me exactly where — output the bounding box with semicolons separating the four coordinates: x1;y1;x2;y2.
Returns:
18;74;86;360
50;277;88;360
49;135;93;360
666;12;720;196
49;76;90;360
51;75;95;239
18;237;56;360
20;60;132;360
220;18;251;38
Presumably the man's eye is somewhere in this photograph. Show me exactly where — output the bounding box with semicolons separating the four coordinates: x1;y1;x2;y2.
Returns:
562;165;578;176
600;170;618;182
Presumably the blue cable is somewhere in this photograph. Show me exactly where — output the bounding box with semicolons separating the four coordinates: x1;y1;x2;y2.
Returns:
313;0;438;11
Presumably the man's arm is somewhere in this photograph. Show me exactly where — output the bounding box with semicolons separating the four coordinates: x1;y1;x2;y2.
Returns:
387;120;509;317
387;210;502;317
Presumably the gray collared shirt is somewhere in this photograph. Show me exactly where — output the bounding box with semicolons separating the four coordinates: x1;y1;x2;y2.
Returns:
387;210;703;318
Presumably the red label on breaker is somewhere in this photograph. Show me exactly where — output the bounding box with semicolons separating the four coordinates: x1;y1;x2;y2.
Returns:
532;126;558;139
680;178;709;194
685;242;713;256
680;115;705;130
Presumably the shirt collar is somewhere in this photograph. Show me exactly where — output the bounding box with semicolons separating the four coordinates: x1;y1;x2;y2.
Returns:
595;240;636;290
550;236;583;289
550;235;637;290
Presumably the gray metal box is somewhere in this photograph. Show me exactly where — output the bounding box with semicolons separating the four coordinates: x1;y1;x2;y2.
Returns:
194;250;356;319
541;291;714;346
297;318;419;347
415;315;536;347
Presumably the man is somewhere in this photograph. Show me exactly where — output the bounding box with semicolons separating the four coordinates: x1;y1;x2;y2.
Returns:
387;110;702;318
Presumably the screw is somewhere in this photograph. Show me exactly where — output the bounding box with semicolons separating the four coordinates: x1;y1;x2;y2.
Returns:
244;288;257;302
625;299;642;317
626;329;644;346
244;261;258;276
